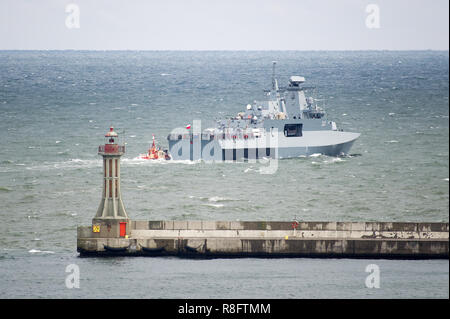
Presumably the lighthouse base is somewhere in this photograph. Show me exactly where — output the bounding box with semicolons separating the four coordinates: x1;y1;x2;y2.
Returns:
90;218;131;238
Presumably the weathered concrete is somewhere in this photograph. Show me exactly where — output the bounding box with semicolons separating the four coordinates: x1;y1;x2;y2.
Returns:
77;221;449;259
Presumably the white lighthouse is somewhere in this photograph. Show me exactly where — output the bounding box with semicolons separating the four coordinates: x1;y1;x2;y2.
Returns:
92;127;130;238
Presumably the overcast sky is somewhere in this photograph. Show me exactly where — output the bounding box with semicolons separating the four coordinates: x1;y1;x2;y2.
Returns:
0;0;448;50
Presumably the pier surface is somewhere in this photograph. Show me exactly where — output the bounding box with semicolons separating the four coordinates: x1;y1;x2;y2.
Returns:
77;220;449;259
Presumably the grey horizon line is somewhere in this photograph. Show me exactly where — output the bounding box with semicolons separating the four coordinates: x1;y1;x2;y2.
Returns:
0;49;449;52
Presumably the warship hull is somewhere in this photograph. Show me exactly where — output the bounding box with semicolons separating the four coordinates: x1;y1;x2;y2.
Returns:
168;131;360;161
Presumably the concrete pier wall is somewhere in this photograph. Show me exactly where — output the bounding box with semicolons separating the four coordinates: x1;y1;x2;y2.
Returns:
77;221;449;259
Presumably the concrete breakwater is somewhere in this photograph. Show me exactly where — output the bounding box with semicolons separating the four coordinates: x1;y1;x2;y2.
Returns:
77;128;449;259
77;220;449;259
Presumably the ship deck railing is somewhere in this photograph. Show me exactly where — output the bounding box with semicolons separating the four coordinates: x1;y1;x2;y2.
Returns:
168;132;262;141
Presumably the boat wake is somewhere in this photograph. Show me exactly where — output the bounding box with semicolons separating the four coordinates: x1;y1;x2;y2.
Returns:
125;157;200;165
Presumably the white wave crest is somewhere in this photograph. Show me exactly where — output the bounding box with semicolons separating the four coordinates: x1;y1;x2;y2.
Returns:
26;159;101;171
309;153;322;158
208;196;232;202
324;157;345;164
203;203;224;208
28;249;55;254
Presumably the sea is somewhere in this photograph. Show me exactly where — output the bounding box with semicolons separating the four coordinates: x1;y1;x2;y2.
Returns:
0;51;448;298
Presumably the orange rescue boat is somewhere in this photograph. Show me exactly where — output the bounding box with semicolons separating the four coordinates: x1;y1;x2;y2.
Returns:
139;135;171;160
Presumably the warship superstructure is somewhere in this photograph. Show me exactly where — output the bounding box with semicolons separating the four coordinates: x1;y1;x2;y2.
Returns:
167;62;360;161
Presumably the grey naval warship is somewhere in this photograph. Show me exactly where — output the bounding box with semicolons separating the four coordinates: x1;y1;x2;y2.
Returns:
167;62;360;161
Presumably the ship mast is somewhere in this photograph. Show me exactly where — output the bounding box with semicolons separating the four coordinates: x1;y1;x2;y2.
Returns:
272;61;278;91
271;60;287;116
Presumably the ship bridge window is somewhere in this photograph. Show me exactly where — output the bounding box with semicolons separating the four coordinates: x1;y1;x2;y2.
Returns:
284;124;303;137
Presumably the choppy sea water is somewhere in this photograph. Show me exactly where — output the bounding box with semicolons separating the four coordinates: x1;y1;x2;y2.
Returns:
0;51;448;298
